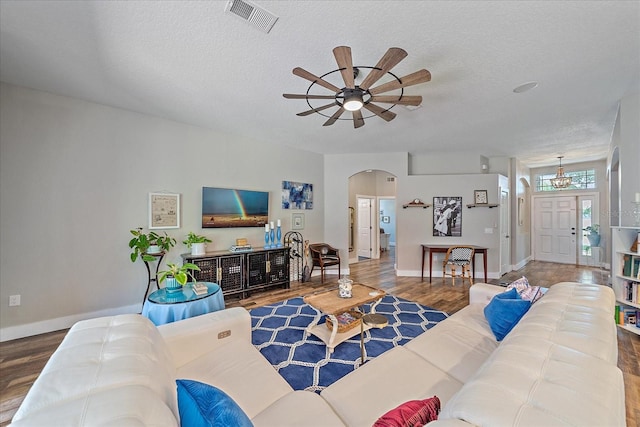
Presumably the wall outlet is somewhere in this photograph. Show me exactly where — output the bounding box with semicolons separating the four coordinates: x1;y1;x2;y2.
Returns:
9;295;21;306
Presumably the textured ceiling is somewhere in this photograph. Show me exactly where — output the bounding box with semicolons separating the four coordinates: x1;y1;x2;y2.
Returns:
1;1;638;167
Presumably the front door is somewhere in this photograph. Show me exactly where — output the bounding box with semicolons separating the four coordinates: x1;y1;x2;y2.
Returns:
534;196;577;264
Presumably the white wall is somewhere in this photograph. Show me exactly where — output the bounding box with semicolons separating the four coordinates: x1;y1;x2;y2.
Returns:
0;83;324;340
617;89;640;226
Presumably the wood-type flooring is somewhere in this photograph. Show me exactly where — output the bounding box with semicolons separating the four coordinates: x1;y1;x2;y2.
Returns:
1;253;638;426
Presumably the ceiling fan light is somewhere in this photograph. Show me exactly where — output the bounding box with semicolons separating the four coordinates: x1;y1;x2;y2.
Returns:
343;94;364;111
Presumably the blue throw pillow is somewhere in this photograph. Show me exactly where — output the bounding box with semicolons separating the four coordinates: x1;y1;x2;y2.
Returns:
484;288;531;341
176;379;253;427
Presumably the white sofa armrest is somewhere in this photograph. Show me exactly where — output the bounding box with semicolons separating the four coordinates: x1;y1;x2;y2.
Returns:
469;283;504;306
158;307;251;368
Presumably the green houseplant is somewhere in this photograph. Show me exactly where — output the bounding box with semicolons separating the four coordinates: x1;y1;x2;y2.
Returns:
157;262;201;291
129;228;177;262
183;232;211;256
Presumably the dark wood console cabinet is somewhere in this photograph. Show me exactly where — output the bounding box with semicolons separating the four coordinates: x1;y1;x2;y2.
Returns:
181;247;290;298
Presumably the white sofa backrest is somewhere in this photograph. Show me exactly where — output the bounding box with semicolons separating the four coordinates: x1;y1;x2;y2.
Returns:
12;314;179;424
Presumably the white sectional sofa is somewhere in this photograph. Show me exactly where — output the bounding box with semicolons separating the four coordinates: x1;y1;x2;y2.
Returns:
11;282;625;426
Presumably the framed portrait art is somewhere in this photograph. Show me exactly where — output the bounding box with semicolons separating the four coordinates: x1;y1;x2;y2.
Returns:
433;196;462;237
149;193;180;229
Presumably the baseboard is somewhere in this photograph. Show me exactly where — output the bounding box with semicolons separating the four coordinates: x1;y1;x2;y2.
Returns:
0;303;140;342
513;256;532;271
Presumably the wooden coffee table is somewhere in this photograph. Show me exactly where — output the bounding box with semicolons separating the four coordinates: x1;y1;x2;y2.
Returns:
303;283;386;353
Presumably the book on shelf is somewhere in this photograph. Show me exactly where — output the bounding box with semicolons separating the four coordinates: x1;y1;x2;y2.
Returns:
615;305;640;327
624;281;638;303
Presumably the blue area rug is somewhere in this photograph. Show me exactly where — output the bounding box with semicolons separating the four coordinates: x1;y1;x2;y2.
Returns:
250;295;448;392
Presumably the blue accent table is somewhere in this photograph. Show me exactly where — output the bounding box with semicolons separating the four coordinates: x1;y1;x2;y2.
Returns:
142;282;224;326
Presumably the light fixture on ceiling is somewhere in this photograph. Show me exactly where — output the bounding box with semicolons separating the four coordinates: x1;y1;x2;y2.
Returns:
343;89;364;111
283;46;431;128
550;156;572;189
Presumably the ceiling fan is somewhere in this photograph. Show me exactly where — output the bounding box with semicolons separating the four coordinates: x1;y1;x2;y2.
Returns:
283;46;431;128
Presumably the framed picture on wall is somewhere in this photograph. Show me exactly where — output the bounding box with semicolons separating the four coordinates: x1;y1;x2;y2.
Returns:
433;196;462;237
292;213;305;230
149;193;180;229
474;190;488;205
382;216;390;223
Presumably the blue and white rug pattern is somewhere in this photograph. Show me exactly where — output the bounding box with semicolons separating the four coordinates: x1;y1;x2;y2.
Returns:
250;295;448;392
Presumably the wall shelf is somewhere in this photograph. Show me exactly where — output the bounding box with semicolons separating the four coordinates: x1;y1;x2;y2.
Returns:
403;203;431;209
466;203;499;209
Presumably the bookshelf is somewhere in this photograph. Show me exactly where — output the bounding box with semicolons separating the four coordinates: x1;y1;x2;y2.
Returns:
611;226;640;335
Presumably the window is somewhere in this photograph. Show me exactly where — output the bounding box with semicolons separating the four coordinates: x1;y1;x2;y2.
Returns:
535;169;596;192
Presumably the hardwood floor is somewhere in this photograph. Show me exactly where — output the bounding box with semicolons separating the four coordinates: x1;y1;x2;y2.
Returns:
1;252;638;426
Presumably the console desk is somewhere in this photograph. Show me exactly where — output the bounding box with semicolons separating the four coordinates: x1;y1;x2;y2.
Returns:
421;244;488;283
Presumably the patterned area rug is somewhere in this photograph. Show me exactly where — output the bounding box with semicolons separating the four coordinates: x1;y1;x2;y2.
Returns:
250;295;448;392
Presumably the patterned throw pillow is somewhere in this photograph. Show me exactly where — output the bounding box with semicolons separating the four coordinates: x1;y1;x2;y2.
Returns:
506;276;530;293
506;276;544;303
373;396;440;427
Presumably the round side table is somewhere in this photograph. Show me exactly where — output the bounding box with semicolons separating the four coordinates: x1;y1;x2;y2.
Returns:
360;313;389;364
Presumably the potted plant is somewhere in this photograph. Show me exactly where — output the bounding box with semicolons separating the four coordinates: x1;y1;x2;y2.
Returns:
129;228;176;262
157;262;201;292
183;232;212;256
583;224;601;247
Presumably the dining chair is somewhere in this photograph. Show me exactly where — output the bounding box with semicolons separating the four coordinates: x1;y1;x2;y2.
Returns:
442;246;475;286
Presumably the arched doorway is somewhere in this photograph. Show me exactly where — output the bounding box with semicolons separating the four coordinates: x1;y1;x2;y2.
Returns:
347;169;397;264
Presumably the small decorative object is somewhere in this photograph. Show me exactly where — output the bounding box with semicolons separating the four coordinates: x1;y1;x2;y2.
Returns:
338;277;353;298
264;224;270;248
583;225;600;247
158;262;201;293
474;190;488;205
269;221;275;248
276;219;283;247
149;192;180;229
183;232;211;256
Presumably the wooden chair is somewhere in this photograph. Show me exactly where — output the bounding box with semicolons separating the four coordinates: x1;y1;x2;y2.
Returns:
309;243;341;283
442;246;475;286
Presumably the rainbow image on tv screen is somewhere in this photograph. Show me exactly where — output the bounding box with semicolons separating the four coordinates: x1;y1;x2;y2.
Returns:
202;187;269;228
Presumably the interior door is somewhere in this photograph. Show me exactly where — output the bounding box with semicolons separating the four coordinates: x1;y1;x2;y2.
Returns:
534;196;577;264
500;189;511;275
357;197;373;259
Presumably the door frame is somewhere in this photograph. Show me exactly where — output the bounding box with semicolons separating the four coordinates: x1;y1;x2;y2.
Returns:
356;194;378;259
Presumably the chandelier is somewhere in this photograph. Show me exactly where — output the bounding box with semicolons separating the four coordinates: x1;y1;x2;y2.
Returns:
550;156;572;189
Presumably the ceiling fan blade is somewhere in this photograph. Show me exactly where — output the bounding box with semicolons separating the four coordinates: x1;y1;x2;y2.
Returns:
323;107;345;126
363;103;396;122
359;47;408;90
296;102;337;116
369;69;431;95
283;94;337;100
292;67;340;93
352;110;365;128
333;46;355;89
370;95;422;106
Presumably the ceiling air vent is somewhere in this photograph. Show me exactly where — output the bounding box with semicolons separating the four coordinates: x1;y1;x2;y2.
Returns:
225;0;278;34
387;177;395;182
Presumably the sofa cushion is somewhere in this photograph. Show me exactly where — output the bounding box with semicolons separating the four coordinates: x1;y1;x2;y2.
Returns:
12;314;178;423
176;379;253;427
251;391;346;427
176;338;292;419
405;304;498;383
321;347;463;427
484;288;530;341
373;396;440;427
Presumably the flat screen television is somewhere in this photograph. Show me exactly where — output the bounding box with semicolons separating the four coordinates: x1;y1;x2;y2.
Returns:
202;187;269;228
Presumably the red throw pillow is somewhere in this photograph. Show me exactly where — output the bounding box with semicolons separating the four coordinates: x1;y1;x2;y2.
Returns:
373;396;440;427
